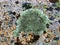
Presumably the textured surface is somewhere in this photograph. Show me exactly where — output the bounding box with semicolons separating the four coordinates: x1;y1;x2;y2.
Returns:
0;0;60;45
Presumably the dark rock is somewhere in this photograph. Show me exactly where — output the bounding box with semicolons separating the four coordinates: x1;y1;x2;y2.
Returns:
49;0;59;3
58;20;60;23
15;1;19;4
46;7;53;11
22;3;32;9
49;16;55;20
55;7;60;11
12;12;16;15
43;31;47;34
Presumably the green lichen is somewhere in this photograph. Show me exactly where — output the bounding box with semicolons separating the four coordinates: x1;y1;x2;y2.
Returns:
13;8;49;37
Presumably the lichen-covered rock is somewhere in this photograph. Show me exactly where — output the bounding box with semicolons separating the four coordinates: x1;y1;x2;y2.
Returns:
13;8;49;37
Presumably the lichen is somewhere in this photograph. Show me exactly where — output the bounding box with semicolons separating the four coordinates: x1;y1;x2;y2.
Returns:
13;8;49;37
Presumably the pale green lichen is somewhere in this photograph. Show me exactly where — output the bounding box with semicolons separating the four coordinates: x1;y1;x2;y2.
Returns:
13;8;49;37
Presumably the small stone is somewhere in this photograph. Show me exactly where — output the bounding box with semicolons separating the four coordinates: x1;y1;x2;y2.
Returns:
43;31;47;34
46;7;53;11
58;20;60;23
3;5;6;7
12;12;16;15
22;3;32;9
52;3;56;6
49;16;55;20
10;40;14;43
8;11;13;14
15;1;19;4
55;7;60;11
